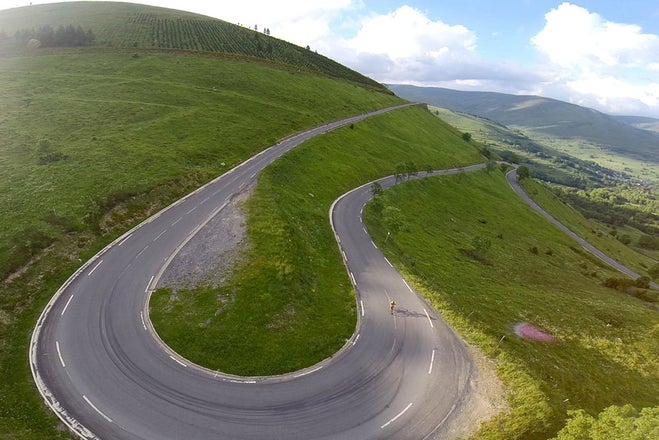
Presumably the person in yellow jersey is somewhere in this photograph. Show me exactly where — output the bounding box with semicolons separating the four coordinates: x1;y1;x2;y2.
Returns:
389;300;396;314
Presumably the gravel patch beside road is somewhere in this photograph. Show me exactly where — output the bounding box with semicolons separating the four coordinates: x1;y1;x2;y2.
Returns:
157;182;253;292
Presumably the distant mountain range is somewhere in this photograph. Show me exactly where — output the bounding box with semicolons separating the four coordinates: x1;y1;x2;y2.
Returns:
388;84;659;163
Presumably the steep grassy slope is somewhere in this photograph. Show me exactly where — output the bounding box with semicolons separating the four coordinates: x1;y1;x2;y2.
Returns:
364;170;658;439
0;1;385;91
389;84;659;163
0;51;401;280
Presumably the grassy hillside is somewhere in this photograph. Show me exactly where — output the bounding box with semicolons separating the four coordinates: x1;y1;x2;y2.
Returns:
615;115;659;134
389;84;659;163
363;170;658;439
0;9;403;436
0;51;401;281
429;107;659;269
0;1;385;91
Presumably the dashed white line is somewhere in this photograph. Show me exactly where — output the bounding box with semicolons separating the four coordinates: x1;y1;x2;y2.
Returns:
61;294;74;316
55;341;65;368
117;233;133;246
371;240;377;248
353;333;360;345
384;257;393;268
140;311;147;330
83;395;113;423
153;230;166;242
360;300;364;317
402;279;413;293
428;349;436;374
362;227;367;234
87;260;103;276
171;217;182;226
424;308;434;328
136;245;149;258
169;355;187;367
381;402;413;429
186;206;197;215
349;271;356;285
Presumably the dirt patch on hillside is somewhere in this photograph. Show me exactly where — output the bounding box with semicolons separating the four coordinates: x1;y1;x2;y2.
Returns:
438;345;509;439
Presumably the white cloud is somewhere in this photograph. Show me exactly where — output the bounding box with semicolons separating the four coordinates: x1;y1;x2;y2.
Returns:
526;3;659;116
532;3;658;68
319;6;488;84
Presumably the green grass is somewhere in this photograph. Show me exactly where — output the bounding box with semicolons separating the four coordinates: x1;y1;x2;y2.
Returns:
0;50;401;279
150;105;485;375
362;169;658;439
0;49;402;437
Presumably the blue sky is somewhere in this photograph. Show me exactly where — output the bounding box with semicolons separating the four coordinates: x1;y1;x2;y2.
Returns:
2;0;659;117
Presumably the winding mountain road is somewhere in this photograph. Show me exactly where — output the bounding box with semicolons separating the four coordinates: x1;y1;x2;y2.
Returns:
31;105;654;440
30;104;476;440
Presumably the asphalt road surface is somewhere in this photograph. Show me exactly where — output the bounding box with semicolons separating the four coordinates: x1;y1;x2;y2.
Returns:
30;104;476;440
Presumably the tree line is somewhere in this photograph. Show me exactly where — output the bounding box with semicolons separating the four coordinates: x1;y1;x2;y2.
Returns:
14;24;96;48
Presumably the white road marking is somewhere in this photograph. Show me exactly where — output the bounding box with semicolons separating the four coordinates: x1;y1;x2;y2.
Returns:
384;257;393;268
140;312;147;330
56;341;65;368
171;217;182;226
360;300;364;317
201;196;210;204
371;240;377;248
353;333;360;345
402;279;413;293
349;271;356;285
83;395;113;423
380;402;413;429
153;230;166;242
362;227;367;234
293;366;322;378
428;349;436;374
61;294;74;316
136;245;149;258
87;260;103;276
186;206;197;215
117;233;133;246
424;308;434;328
341;249;347;261
169;356;187;367
145;275;155;293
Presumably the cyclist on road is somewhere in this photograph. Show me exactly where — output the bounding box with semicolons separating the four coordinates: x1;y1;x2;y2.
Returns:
389;300;396;315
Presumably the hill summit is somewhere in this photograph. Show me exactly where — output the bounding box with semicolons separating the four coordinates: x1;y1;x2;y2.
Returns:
0;1;387;92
